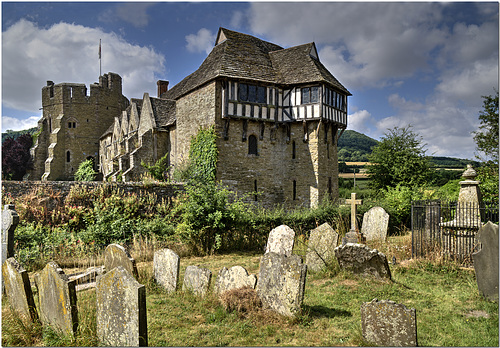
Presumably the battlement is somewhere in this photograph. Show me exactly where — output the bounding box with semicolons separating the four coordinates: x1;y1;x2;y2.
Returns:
42;72;124;106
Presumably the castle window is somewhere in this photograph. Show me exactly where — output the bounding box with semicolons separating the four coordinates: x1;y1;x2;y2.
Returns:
66;151;71;163
302;86;319;104
292;141;296;159
293;180;297;200
328;177;332;196
238;83;267;104
248;135;258;155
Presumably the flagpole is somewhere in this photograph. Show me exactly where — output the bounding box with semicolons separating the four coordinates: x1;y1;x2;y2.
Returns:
99;39;102;77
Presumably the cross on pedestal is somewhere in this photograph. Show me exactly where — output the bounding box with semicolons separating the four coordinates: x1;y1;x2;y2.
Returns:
346;192;362;232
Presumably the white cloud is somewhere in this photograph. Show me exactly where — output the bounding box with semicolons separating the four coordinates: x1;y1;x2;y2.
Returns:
347;109;375;135
2;115;41;132
2;19;166;114
185;28;215;55
379;93;481;159
248;2;447;89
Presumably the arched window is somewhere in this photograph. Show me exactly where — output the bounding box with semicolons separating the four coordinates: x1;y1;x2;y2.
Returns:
66;151;71;163
248;135;258;155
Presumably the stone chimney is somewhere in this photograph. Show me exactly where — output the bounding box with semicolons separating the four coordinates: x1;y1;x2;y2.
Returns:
157;80;169;97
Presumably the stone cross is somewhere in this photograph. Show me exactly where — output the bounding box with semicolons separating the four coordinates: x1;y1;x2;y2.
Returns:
2;204;19;264
346;193;362;232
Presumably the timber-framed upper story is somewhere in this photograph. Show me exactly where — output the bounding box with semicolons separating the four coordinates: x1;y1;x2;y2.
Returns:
161;27;351;127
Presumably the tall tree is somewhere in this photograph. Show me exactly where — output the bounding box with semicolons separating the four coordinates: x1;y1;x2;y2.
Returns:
473;90;499;164
2;133;34;180
367;126;431;190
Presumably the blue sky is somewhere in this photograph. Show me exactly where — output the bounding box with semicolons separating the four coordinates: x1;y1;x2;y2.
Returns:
2;2;498;160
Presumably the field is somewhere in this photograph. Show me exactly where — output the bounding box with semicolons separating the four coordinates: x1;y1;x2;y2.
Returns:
2;234;498;347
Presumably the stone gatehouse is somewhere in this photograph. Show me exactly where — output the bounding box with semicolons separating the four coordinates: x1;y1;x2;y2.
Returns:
29;28;351;208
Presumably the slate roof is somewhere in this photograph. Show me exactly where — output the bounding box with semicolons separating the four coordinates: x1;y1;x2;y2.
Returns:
163;27;351;100
150;97;176;128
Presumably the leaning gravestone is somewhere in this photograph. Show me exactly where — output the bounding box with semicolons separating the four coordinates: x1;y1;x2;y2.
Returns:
214;266;257;295
306;222;338;272
265;225;295;256
361;298;417;346
361;207;389;242
154;248;180;293
35;262;78;337
182;265;212;297
96;266;148;346
2;257;38;322
472;221;499;301
256;252;307;317
2;204;19;265
334;243;391;280
103;243;138;279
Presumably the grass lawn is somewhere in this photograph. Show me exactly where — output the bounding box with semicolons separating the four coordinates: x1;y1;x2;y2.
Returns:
2;235;498;346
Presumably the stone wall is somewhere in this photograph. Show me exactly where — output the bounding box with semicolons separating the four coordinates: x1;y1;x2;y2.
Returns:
173;81;218;171
2;181;184;205
216;116;339;208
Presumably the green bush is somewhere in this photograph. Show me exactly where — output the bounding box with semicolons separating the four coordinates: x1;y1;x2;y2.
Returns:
141;152;170;181
75;159;97;181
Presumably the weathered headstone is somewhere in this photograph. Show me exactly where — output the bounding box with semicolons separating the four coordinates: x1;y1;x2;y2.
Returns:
2;257;38;322
2;204;19;265
472;221;499;301
35;262;78;337
214;266;257;295
154;248;180;293
265;224;295;256
96;266;148;346
361;207;389;242
306;222;338;272
182;265;212;297
104;243;138;279
334;243;391;279
256;252;307;317
361;298;417;346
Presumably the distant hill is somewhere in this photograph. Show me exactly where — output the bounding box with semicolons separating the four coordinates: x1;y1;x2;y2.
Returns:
337;130;378;162
337;130;479;168
2;127;38;143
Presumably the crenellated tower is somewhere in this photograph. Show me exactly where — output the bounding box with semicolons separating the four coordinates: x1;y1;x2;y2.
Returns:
29;73;129;180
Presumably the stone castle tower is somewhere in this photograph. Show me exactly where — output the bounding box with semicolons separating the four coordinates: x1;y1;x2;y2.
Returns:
29;73;129;180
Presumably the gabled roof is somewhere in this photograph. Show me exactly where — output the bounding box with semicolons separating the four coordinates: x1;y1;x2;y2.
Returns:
163;27;351;100
150;97;176;128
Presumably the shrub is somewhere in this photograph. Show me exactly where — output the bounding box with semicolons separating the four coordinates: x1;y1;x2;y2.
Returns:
141;152;170;181
74;159;97;181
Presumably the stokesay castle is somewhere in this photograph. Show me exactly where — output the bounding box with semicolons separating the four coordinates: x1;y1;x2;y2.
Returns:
29;28;351;208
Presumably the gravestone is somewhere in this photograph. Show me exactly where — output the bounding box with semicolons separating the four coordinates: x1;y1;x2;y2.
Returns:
35;262;78;337
305;222;338;272
472;221;499;301
343;193;363;245
256;252;307;317
2;204;19;265
154;248;180;293
214;266;257;295
334;243;391;280
361;207;389;242
361;298;417;346
96;266;148;346
265;224;295;256
104;243;138;279
2;257;38;322
182;265;212;297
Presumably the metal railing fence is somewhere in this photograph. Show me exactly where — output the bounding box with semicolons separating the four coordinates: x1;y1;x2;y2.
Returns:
411;200;499;264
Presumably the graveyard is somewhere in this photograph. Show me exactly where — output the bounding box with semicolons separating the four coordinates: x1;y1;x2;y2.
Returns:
2;204;499;346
